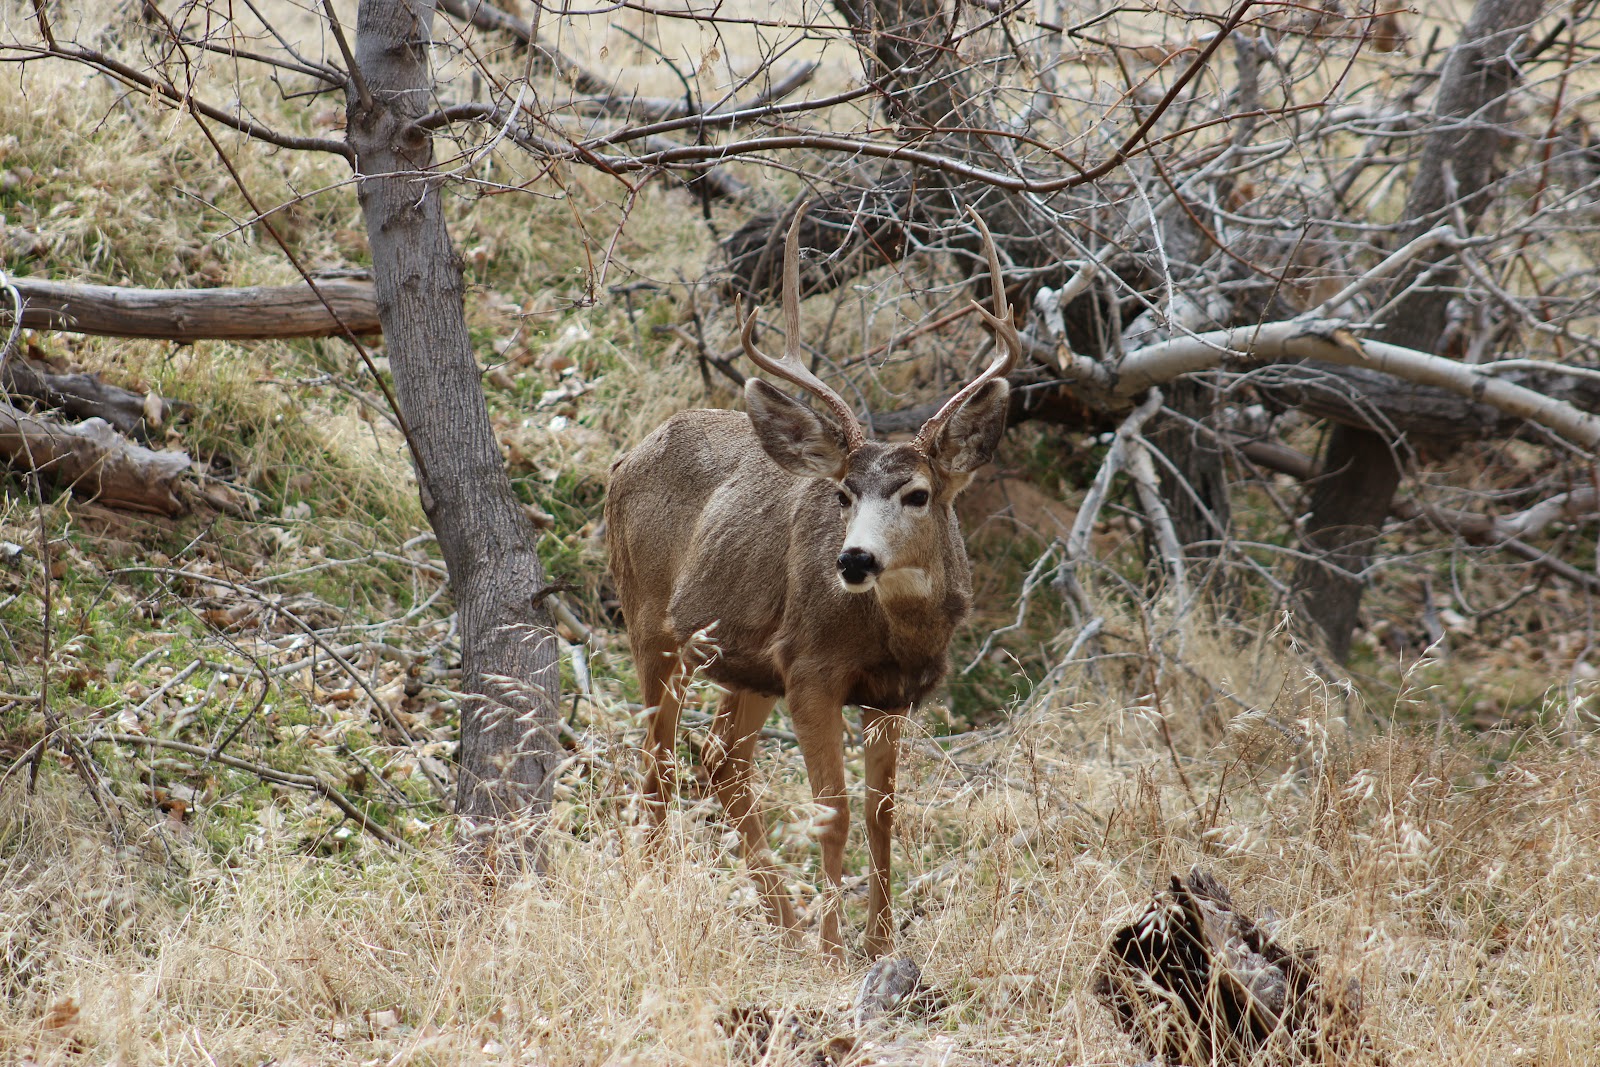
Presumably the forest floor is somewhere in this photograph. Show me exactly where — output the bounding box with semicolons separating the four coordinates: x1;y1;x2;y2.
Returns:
3;1;1599;1064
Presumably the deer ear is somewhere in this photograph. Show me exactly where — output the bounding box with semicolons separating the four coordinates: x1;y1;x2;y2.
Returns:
924;379;1008;483
746;378;852;479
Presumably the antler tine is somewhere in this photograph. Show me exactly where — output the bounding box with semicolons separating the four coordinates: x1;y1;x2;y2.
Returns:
913;208;1021;453
740;201;867;450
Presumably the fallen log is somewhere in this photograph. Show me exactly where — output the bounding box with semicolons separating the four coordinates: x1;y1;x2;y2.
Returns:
0;402;190;514
4;277;380;342
3;354;163;438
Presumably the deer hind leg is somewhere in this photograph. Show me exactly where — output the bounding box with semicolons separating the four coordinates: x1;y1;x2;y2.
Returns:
789;684;849;959
637;640;691;848
705;689;799;939
862;708;903;960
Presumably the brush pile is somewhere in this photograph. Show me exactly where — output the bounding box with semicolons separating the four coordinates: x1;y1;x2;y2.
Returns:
1095;869;1374;1066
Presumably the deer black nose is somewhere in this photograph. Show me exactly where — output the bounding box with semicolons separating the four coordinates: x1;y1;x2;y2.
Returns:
837;548;881;584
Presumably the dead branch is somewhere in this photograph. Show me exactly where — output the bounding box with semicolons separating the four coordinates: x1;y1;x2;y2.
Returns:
1108;320;1600;451
565;60;818;124
436;0;610;95
0;404;190;514
1057;390;1165;619
88;731;410;851
3;354;168;438
1235;436;1600;594
1127;437;1189;610
1;41;353;161
1393;497;1600;595
6;277;381;343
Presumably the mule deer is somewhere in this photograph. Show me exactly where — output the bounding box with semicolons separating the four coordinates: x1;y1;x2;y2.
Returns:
605;205;1019;959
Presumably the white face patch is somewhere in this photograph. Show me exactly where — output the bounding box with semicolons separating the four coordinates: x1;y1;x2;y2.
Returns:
873;567;933;602
837;477;935;598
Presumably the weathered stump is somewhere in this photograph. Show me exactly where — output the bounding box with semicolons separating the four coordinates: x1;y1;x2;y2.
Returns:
1095;869;1371;1066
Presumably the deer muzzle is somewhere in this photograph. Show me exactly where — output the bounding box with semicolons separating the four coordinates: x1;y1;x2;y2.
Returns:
837;547;882;591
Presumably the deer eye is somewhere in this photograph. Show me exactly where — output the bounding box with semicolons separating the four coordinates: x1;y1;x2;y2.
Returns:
902;489;930;508
837;490;851;508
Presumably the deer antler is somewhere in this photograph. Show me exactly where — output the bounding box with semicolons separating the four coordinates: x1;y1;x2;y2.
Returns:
913;208;1022;454
740;201;867;451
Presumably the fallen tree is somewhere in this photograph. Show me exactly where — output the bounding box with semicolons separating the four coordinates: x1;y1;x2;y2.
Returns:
0;403;190;514
3;277;380;342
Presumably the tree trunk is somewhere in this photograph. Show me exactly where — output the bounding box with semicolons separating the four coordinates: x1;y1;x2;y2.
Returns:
1149;378;1234;602
830;0;963;131
1290;0;1544;661
350;0;559;862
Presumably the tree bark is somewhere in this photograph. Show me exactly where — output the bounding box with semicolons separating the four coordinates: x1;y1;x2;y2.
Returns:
350;0;559;861
831;0;964;132
5;277;381;342
1290;0;1545;661
1148;378;1233;599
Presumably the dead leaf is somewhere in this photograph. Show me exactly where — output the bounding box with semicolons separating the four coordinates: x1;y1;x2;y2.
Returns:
41;997;79;1030
366;1006;405;1035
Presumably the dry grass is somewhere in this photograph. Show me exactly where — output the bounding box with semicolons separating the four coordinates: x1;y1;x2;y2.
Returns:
5;633;1600;1065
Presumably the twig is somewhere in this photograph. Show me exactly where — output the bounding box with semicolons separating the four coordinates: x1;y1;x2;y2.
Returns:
112;567;449;799
88;732;410;852
318;0;371;110
0;267;23;378
1056;390;1166;617
1127;437;1190;616
130;659;204;718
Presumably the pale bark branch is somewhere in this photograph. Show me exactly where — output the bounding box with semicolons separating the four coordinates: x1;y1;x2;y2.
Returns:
1057;389;1165;617
4;278;381;342
1111;319;1600;451
1128;437;1190;611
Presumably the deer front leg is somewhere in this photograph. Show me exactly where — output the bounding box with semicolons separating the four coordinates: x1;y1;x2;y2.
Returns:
862;708;902;960
639;647;688;849
705;689;799;938
788;683;848;959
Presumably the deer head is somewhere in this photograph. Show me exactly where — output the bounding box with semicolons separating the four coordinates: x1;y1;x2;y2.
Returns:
739;204;1020;596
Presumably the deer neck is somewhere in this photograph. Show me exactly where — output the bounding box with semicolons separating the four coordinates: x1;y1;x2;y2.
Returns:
872;566;960;657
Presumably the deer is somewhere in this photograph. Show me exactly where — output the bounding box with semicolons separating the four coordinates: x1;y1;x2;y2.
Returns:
604;204;1019;960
